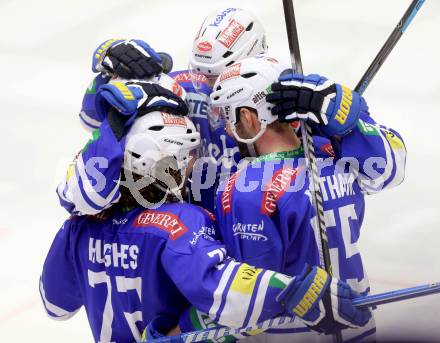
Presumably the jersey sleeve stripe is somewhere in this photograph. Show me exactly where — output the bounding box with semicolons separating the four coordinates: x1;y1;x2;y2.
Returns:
246;270;272;326
357;126;395;193
208;260;240;321
39;278;80;321
76;155;120;207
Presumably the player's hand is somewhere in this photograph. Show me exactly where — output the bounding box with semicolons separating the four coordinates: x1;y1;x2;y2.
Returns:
96;80;188;140
276;265;371;334
92;39;173;79
267;72;364;137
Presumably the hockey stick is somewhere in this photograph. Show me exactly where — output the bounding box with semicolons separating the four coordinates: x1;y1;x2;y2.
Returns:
355;0;425;95
282;1;342;342
151;282;440;342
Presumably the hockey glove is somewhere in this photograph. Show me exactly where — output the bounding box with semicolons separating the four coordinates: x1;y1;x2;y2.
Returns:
267;73;364;137
96;80;188;140
276;265;371;334
92;39;173;79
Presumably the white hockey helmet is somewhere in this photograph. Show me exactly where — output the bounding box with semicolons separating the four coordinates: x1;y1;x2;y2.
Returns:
210;56;287;144
124;111;200;195
189;8;268;85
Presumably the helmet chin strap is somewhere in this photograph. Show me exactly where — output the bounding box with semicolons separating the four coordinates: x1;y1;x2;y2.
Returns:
232;122;267;157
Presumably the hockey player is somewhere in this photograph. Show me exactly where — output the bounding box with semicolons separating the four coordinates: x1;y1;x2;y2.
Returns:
171;7;268;211
206;56;406;341
41;110;369;343
58;8;268;216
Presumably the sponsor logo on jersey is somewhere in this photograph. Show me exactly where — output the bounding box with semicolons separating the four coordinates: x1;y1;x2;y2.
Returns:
261;167;299;215
320;143;335;157
230;264;263;294
357;119;379;136
208;8;238;27
112;218;128;225
221;172;239;214
161;112;187;127
217;19;245;49
197;41;213;52
173;72;209;85
383;129;405;149
226;87;244;100
189;226;216;246
232;220;268;241
335;85;353;125
219;63;241;82
134;210;188;240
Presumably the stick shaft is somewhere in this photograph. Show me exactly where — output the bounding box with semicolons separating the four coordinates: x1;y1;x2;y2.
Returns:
355;0;425;95
153;282;440;342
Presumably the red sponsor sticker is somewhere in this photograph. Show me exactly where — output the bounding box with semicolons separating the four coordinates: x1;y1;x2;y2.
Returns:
217;19;245;49
261;167;299;216
221;173;239;214
320;143;335;157
173;72;209;85
161;112;187;127
197;41;213;52
219;63;241;82
172;81;183;97
134;210;188;240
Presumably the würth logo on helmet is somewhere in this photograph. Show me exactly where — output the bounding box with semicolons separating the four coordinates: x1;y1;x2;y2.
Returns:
261;167;299;216
217;19;245;49
161;113;186;127
219;63;241;82
221;173;239;214
134;210;188;240
197;41;212;53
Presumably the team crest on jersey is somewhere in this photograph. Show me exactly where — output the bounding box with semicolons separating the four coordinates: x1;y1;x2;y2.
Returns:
261;167;299;216
221;172;239;214
134;210;188;240
161;112;187;127
219;63;241;82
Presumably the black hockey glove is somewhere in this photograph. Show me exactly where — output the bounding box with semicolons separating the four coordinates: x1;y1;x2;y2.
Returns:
94;39;173;79
98;81;188;140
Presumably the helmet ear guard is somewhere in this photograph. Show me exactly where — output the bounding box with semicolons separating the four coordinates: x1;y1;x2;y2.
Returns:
123;111;200;205
210;56;287;144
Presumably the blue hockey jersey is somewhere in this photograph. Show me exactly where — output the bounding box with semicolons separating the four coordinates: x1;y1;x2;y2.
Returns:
40;203;295;343
214;112;406;342
169;70;241;212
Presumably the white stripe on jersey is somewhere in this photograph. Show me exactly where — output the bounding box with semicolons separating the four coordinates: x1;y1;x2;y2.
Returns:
209;260;240;321
247;271;272;326
358;125;395;194
39;279;80;320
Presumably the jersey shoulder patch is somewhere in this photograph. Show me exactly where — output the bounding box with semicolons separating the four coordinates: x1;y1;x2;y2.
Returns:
168;69;212;95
